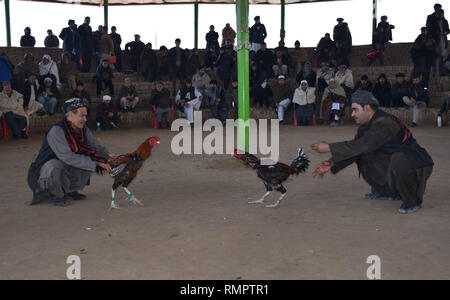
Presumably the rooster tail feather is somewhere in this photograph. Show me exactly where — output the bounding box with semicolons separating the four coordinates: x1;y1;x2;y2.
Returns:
290;147;310;174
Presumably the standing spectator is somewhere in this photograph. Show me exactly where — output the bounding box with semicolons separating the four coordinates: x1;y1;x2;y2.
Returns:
353;75;373;92
215;47;234;90
187;49;202;77
368;24;387;66
125;34;146;72
92;25;103;67
71;24;82;71
59;52;78;92
316;33;335;65
118;78;139;113
438;89;450;123
428;9;449;76
296;62;316;87
94;59;114;97
378;16;395;42
333;18;352;55
78;17;93;73
38;54;61;89
293;80;316;126
335;40;350;67
59;20;75;53
157;46;169;80
272;75;294;124
20;73;45;117
151;82;173;129
253;78;272;108
272;49;289;77
249;16;267;53
0;82;28;139
205;25;220;55
205;47;218;70
175;79;202;125
391;73;410;108
37;78;60;115
426;3;443;31
315;62;334;93
222;23;236;46
20;27;36;48
168;38;187;94
72;82;91;104
98;26;115;64
16;53;39;86
192;66;211;96
320;78;347;125
403;74;429;127
254;42;273;79
334;64;354;98
372;73;392;107
110;26;122;72
291;40;308;74
96;95;119;130
411;27;436;89
205;80;228;124
139;43;158;82
44;30;60;48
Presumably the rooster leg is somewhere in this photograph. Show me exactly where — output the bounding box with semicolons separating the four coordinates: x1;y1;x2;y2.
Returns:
248;191;271;204
124;187;143;206
109;189;121;210
266;192;286;208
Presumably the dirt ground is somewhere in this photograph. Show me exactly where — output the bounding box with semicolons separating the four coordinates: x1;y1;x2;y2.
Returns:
0;124;449;280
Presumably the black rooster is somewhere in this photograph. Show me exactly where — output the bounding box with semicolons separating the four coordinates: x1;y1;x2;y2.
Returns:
233;148;309;208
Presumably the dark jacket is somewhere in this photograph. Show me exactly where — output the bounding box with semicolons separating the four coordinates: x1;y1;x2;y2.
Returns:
408;84;429;106
372;80;392;107
20;80;39;108
94;65;114;81
20;34;36;47
254;49;274;73
110;32;122;50
427;17;449;48
440;97;450;114
333;23;352;51
125;40;146;58
249;23;267;44
353;81;373;93
205;85;227;108
391;81;411;108
151;88;173;109
205;31;220;49
59;27;73;52
96;102;116;120
44;35;60;48
78;23;93;50
296;69;317;87
372;31;386;51
215;51;234;75
37;84;61;101
254;84;273;104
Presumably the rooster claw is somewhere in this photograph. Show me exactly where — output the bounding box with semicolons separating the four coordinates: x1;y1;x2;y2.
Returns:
109;202;121;210
266;202;280;208
128;196;143;206
248;198;265;204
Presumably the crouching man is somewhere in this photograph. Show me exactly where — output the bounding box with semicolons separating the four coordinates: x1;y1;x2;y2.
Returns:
27;98;113;207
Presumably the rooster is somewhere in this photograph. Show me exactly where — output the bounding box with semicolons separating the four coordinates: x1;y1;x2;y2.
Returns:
233;148;309;208
107;136;160;209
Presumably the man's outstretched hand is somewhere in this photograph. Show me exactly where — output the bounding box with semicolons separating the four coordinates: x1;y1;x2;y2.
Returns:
312;160;334;178
311;141;330;153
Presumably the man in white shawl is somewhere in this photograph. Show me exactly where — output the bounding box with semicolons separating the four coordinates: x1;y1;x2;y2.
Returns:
39;54;61;89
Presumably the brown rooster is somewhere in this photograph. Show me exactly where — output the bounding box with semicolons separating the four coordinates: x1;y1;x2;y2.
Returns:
234;148;309;208
107;136;160;209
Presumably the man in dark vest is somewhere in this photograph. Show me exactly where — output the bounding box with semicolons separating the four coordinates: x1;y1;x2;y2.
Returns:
27;98;113;207
311;90;433;214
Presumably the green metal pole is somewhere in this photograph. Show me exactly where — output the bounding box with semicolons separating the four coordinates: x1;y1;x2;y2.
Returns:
104;0;109;29
194;2;199;49
280;0;285;42
5;0;11;47
236;0;250;152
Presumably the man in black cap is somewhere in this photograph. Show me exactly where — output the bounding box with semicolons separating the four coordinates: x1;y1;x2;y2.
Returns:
311;90;433;214
250;16;267;53
333;17;352;56
20;27;36;48
27;98;113;207
378;16;395;42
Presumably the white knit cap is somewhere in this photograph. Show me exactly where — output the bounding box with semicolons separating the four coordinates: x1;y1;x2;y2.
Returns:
300;80;308;84
103;95;112;102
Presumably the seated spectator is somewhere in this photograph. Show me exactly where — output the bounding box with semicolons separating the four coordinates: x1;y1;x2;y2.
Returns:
334;64;354;97
206;25;220;55
72;82;91;104
20;72;45;117
403;74;429;128
249;63;262;95
372;73;392;107
37;77;60;115
353;74;373;92
274;40;290;64
320;78;347;126
438;89;450;123
222;23;236;46
296;61;316;87
0;82;28;139
272;75;294;124
175;79;202;125
205;80;228;124
391;73;410;108
59;52;77;92
94;59;114;96
140;43;158;82
231;79;239;110
316;33;335;65
118;78;139;113
39;54;61;89
253;78;272;108
215;47;234;90
44;30;60;48
290;40;308;74
187;49;202;77
205;47;218;70
254;42;273;78
273;49;289;77
157;46;169;80
192;66;211;96
96;95;118;130
151;82;174;129
293;80;316;126
16;53;39;86
315;62;334;93
20;27;36;48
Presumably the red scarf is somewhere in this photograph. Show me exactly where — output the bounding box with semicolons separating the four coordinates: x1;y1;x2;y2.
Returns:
62;118;108;164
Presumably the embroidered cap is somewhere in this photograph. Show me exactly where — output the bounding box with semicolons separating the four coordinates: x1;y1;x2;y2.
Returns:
62;98;89;113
